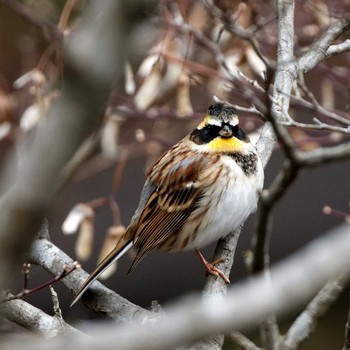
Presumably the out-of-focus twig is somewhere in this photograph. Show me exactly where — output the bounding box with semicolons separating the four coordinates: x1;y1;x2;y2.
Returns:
0;262;80;305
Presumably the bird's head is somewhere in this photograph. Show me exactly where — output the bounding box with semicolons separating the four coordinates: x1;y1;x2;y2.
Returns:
189;103;251;154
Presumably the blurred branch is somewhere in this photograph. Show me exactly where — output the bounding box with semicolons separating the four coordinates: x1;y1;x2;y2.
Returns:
344;289;350;350
204;0;274;70
28;238;150;322
2;224;350;349
284;274;348;350
0;298;83;336
295;75;350;126
296;141;350;166
230;331;262;350
0;0;155;295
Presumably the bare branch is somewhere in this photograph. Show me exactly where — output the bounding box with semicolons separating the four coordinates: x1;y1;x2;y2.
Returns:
1;224;350;350
230;331;262;350
280;119;350;134
298;18;350;73
253;1;296;347
0;262;79;304
0;0;156;294
252;0;297;272
284;274;348;350
0;298;83;336
343;290;350;350
295;75;350;126
327;39;350;56
296;141;350;166
28;238;150;322
204;0;274;70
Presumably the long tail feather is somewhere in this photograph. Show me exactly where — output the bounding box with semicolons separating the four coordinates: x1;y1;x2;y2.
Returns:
70;238;134;307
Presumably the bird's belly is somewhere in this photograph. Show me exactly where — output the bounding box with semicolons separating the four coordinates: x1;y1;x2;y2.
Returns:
166;170;262;251
188;181;259;249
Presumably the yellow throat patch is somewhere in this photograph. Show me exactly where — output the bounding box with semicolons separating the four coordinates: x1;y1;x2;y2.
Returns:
207;136;244;153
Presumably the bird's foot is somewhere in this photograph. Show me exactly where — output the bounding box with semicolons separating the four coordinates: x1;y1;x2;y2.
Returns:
195;249;230;284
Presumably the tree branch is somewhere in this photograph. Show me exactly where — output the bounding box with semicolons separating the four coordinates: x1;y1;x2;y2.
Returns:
0;0;156;295
298;17;350;73
327;39;350;56
0;298;83;337
284;274;348;350
1;224;350;349
28;238;150;322
343;289;350;350
252;0;296;346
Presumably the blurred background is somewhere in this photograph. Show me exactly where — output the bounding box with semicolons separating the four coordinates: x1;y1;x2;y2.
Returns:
0;1;350;349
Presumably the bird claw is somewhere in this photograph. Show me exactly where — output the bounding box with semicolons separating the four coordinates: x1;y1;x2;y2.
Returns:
204;260;231;284
195;249;230;284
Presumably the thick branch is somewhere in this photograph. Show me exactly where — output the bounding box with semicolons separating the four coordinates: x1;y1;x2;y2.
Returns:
0;298;82;336
28;238;150;322
253;1;296;347
1;224;350;350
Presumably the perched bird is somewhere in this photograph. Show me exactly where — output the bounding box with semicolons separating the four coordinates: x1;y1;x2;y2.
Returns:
71;102;264;306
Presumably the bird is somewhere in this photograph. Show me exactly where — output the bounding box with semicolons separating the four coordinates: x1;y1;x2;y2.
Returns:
71;102;264;306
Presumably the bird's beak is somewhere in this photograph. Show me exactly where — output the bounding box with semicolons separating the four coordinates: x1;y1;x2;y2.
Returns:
219;125;233;138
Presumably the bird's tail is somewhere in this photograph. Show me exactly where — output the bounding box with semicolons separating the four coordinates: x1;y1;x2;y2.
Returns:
70;238;134;307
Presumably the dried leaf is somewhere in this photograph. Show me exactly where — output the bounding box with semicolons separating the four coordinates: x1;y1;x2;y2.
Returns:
125;62;136;95
0;122;11;141
13;68;46;90
245;46;266;78
62;203;94;235
19;91;58;132
101;114;122;160
320;79;334;110
176;72;193;117
75;217;95;261
134;57;166;111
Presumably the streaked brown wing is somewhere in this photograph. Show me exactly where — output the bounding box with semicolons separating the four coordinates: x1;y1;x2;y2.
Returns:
129;153;209;270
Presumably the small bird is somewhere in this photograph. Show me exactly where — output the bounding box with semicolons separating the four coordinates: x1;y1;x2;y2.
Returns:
71;102;264;306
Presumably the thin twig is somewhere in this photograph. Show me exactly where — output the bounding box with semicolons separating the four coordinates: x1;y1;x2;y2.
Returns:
296;74;350;126
0;262;80;304
280;119;350;134
204;0;274;70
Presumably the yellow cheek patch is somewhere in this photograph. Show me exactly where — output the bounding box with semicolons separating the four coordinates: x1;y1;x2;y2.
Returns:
208;136;244;153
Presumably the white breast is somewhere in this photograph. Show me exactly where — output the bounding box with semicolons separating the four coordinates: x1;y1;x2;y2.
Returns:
180;155;264;250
